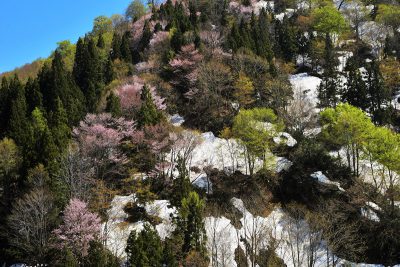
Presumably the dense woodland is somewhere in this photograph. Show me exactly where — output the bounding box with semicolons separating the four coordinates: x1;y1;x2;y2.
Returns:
1;0;400;266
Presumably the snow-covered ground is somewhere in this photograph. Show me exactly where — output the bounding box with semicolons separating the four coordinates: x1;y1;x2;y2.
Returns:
329;148;399;195
311;171;345;192
289;73;322;108
205;197;387;267
102;195;176;259
165;124;295;192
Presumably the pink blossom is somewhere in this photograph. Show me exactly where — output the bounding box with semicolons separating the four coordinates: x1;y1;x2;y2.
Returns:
150;31;169;47
53;198;101;258
115;76;166;114
168;44;203;92
73;113;138;179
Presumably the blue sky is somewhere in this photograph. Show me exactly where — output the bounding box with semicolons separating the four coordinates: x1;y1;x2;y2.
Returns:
0;0;134;73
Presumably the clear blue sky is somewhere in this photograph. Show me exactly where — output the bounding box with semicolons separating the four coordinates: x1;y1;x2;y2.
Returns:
0;0;134;73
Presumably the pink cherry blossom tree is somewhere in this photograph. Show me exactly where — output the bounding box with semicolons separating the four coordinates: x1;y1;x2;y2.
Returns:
169;44;203;95
115;76;166;118
53;198;101;259
73;113;138;179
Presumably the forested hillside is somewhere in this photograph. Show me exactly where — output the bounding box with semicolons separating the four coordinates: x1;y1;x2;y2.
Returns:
1;0;400;266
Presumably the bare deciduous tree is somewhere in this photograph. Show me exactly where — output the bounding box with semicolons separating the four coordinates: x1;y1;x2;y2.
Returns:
7;188;55;263
59;144;95;202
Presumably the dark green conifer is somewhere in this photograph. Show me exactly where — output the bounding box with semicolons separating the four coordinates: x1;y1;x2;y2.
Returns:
105;92;122;117
342;57;368;111
126;224;163;267
7;75;29;145
137;84;162;127
171;24;184;52
171;157;191;207
25;77;43;113
178;191;207;256
97;33;105;49
111;32;122;60
104;56;116;84
120;31;132;63
318;34;340;108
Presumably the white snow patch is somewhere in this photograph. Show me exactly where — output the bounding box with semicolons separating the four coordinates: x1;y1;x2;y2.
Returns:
338;51;353;72
192;173;212;193
289;73;322;108
276;157;293;173
169;114;185;126
311;171;345;192
274;132;298;147
103;195;177;259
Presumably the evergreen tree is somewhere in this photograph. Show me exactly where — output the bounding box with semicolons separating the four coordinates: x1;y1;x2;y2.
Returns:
111;32;122;60
220;0;228;27
163;239;179;267
126;224;163;267
72;37;104;113
83;241;120;267
120;31;132;63
275;16;297;62
104;55;116;85
97;33;105;49
365;60;391;124
7;76;29;145
48;50;85;124
105;92;122;117
73;37;85;87
170;25;184;53
238;18;253;51
318;34;340;108
49;98;70;152
189;1;198;29
178;191;207;256
171;157;191;207
25;77;43;114
342;57;368;111
133;20;153;63
0;77;11;136
228;22;243;53
257;8;273;61
25;108;58;171
137;84;162;127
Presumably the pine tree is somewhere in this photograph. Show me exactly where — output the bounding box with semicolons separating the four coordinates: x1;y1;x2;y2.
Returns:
275;16;297;62
7;75;29;145
73;37;85;87
318;34;340;108
26;108;58;170
171;25;184;53
105;92;122;117
239;18;253;51
258;8;273;61
72;37;104;113
228;22;243;53
189;1;198;29
120;31;132;63
49;98;70;152
25;77;43;113
365;60;391;124
178;191;207;256
171;157;192;207
48;50;85;124
111;32;122;60
104;55;116;85
134;20;153;63
126;224;163;267
220;0;228;27
137;84;162;127
342;57;368;111
97;33;105;49
0;77;11;136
